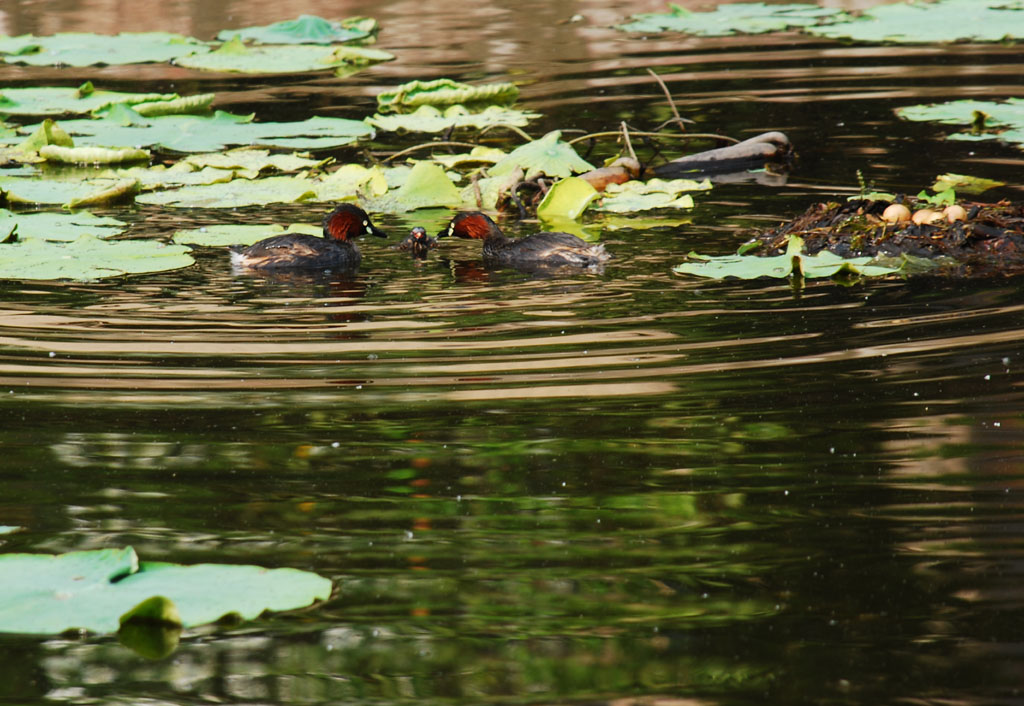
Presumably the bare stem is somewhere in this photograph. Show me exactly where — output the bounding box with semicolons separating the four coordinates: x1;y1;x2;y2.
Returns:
646;68;685;132
382;141;482;163
566;131;738;146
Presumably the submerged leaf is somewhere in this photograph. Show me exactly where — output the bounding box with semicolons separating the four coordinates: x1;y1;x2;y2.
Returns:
216;15;375;44
377;78;520;113
489;131;594;180
0;32;209;66
367;104;538;133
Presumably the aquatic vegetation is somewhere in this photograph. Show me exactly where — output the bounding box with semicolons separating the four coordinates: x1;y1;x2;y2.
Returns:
0;208;125;241
595;177;711;213
367;104;539;133
896;98;1024;151
175;36;394;75
172;223;320;247
0;31;209;66
377;78;520;112
489;131;595;180
216;15;377;45
618;3;842;36
0;233;193;279
0;546;331;635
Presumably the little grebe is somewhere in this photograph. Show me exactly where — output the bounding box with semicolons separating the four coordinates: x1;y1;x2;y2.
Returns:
437;211;610;269
230;203;386;270
394;226;438;260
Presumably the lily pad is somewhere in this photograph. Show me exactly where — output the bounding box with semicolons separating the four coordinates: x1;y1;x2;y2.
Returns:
40;145;150;165
182;148;330;177
132;93;215;117
111;164;237;190
175;36;392;75
367;161;464;212
173;223;320;247
0;175;139;208
807;0;1024;43
932;172;1004;194
429;146;507;168
0;85;178;117
536;177;600;220
0;546;331;634
366;104;539;133
0;234;193;280
489;131;594;180
672;235;902;280
0;209;125;242
0;32;209;67
18;111;373;153
896;98;1024;150
216;15;376;44
136;175;318;208
618;2;841;36
596;177;711;213
377;78;520;113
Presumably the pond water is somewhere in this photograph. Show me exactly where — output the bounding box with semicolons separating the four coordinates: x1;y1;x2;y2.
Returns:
3;1;1024;704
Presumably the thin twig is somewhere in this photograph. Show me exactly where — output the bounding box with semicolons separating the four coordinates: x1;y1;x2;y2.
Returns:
620;121;637;163
382;141;482;163
478;124;534;141
646;68;685;132
566;131;738;146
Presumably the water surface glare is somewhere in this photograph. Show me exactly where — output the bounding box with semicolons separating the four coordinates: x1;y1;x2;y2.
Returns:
3;1;1024;705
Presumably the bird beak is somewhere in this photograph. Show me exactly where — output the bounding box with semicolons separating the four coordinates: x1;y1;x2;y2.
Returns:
368;223;388;239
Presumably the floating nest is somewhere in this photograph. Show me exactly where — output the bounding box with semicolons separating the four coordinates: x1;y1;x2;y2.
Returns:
752;197;1024;276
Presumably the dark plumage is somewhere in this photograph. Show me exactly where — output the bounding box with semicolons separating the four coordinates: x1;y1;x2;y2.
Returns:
230;203;386;270
395;226;438;260
437;212;610;269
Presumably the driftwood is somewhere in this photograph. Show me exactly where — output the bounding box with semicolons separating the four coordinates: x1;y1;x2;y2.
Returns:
652;131;792;178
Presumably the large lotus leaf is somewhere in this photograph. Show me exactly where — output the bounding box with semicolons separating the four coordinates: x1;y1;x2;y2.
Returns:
0;234;193;280
489;131;594;180
536;177;599;220
618;2;841;36
461;168;524;210
135;175;317;208
377;78;519;113
0;175;138;208
0;547;331;634
183;148;329;176
175;36;392;75
20;111;372;153
0;32;209;67
896;98;1024;150
0;208;126;242
40;145;150;165
807;0;1024;43
366;161;464;212
596;177;711;213
216;15;375;44
366;104;539;134
673;236;902;280
173;223;321;247
0;86;177;117
316;164;388;200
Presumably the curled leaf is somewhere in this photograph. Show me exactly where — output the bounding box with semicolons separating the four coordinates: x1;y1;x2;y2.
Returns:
40;145;150;165
377;78;519;113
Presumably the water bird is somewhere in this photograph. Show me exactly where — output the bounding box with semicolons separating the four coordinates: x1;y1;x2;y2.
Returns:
437;211;610;270
230;203;386;270
394;226;438;260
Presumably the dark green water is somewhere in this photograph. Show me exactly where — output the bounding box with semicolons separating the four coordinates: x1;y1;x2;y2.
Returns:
3;1;1024;704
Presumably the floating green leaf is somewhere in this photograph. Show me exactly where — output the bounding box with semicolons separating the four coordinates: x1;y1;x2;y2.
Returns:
132;93;215;117
377;78;519;113
40;145;150;165
367;104;539;133
175;36;392;74
0;175;138;208
18;118;73;152
672;235;903;280
489;131;594;180
173;223;320;247
0;86;177;117
183;147;329;176
0;234;193;280
0;209;126;242
111;164;236;190
136;175;318;208
0;547;331;634
932;172;1005;194
807;0;1024;43
370;161;464;212
0;32;209;66
596;177;711;213
896;98;1024;150
216;15;375;44
536;177;599;220
618;2;841;36
15;111;373;153
429;146;507;168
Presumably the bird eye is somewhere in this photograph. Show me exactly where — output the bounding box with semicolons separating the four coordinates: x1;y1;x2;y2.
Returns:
363;220;368;226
